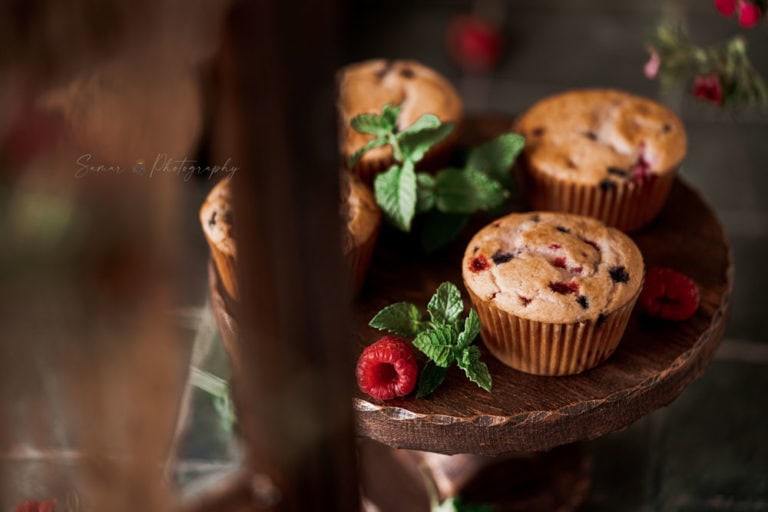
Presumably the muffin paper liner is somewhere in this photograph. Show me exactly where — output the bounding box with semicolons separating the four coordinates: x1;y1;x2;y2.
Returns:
207;242;239;300
524;166;676;232
346;222;381;296
467;286;641;376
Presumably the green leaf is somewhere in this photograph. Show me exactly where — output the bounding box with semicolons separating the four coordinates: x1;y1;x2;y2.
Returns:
434;168;507;214
416;173;436;213
412;325;458;367
369;302;423;337
398;117;455;163
457;346;492;392
420;211;470;253
348;136;389;168
427;282;464;325
457;309;481;349
434;497;493;512
381;103;402;128
399;113;441;135
415;360;449;398
350;112;395;136
466;133;526;185
374;161;417;231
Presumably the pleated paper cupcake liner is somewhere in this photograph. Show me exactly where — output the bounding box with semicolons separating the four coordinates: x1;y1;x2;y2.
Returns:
346;224;380;296
467;287;641;376
208;243;239;300
524;168;676;232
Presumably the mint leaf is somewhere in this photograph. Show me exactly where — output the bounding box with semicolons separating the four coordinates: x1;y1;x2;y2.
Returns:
416;173;436;213
434;497;493;512
457;346;492;392
399;113;441;135
350;112;394;136
374;161;417;231
416;360;449;398
398;118;455;163
457;309;481;349
427;282;464;325
434;168;507;214
466;133;526;186
369;302;423;337
348;136;389;168
381;103;402;128
421;211;470;253
413;325;458;367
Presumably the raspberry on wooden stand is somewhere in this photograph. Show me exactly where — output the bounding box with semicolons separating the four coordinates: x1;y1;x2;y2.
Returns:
356;336;418;401
639;267;700;321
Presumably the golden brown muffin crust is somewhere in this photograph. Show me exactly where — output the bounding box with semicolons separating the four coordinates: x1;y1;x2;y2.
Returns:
463;212;644;323
337;59;463;166
515;89;687;185
199;178;235;256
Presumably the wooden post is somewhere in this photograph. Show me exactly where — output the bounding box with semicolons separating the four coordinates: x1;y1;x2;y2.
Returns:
215;0;359;510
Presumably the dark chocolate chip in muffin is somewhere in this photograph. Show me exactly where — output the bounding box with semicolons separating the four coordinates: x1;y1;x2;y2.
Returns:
584;131;598;141
599;179;617;191
596;313;606;327
607;166;628;177
473;246;479;254
555;225;571;233
400;67;415;79
576;295;589;309
530;214;541;222
532;127;545;136
609;266;630;283
662;123;672;133
208;211;217;228
519;295;533;306
491;250;515;265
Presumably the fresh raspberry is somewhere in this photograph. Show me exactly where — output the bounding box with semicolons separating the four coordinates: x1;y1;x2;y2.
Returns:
738;1;762;28
16;500;57;512
715;0;737;16
640;267;700;321
356;336;418;401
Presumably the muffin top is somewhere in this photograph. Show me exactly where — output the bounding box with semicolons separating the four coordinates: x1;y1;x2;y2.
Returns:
515;89;686;186
463;212;644;323
342;172;382;251
200;175;381;256
199;178;235;256
337;59;462;166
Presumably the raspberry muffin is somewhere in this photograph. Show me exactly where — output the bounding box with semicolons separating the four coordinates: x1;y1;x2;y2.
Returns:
342;172;383;294
338;59;463;181
200;174;381;299
462;212;644;376
515;89;687;232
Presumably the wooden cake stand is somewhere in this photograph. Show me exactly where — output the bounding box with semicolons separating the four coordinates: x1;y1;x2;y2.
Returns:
208;117;732;511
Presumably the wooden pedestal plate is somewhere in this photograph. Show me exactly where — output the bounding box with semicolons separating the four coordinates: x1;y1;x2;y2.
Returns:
208;117;732;511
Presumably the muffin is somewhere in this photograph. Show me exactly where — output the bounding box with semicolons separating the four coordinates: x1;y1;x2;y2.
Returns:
337;59;463;182
514;89;687;232
342;173;383;294
200;178;238;299
462;212;644;376
200;174;381;299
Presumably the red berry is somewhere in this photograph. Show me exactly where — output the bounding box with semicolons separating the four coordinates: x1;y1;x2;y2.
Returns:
356;336;418;401
469;254;490;273
446;15;503;73
715;0;737;16
692;74;724;105
16;500;56;512
639;267;700;321
738;1;762;28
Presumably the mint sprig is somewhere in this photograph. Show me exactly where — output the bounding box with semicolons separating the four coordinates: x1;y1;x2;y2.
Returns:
368;282;492;396
349;104;525;249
